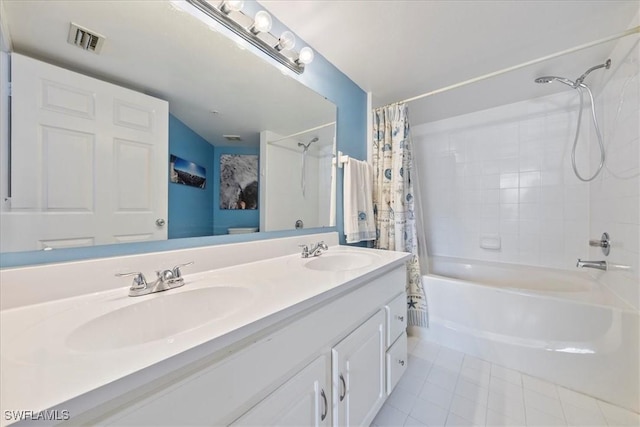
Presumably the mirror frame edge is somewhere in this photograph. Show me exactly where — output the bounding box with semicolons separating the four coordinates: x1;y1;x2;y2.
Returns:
0;226;337;268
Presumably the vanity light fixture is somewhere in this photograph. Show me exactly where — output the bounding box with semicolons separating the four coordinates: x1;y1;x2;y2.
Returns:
297;46;315;65
219;0;244;14
276;31;296;51
185;0;313;74
249;10;272;34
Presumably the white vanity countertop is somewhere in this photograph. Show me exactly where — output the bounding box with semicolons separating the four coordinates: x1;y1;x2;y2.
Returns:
0;245;410;424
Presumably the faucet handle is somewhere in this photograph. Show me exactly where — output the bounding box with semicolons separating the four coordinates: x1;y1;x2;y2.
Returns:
115;272;147;290
172;261;194;278
156;269;175;281
298;244;310;258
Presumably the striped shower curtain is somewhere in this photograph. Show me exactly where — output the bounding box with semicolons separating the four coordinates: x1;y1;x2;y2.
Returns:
372;103;428;327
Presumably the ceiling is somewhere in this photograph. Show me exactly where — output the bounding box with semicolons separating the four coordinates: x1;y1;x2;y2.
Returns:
260;0;640;125
2;1;638;133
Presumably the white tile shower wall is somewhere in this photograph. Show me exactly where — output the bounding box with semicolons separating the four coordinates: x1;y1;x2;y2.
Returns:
413;90;593;270
260;130;322;231
588;29;640;310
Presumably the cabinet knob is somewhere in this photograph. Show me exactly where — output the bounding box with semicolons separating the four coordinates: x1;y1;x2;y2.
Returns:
320;389;327;421
398;359;405;366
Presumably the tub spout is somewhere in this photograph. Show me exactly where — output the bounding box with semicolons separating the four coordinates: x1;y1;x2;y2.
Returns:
576;259;608;271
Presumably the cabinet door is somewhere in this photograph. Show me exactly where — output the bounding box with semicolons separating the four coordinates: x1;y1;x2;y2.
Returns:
386;332;408;395
385;292;407;347
332;309;385;427
232;354;331;427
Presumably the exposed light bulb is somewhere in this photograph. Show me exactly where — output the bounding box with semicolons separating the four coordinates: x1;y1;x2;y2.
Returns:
250;10;272;34
297;47;314;65
276;31;296;51
220;0;244;14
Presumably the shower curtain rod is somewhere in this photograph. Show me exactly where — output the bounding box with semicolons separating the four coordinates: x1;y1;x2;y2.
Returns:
392;25;640;106
267;121;336;144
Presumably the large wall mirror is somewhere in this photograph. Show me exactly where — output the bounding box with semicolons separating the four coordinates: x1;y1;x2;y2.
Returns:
0;0;337;261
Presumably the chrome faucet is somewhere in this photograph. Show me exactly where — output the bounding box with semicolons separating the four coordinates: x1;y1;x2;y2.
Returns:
299;241;329;258
116;262;194;296
576;259;607;271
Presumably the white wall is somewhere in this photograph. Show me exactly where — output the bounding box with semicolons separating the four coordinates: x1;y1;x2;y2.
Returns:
413;90;591;270
412;28;639;311
260;130;332;231
588;33;639;310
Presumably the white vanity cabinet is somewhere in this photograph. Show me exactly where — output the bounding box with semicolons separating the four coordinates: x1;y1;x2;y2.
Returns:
75;265;408;427
232;355;331;427
385;293;408;394
332;310;386;427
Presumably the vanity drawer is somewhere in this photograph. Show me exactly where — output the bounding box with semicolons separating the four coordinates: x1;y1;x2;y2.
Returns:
385;292;406;347
386;332;407;395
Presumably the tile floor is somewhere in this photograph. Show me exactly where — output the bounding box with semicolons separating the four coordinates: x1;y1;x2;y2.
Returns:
372;337;640;427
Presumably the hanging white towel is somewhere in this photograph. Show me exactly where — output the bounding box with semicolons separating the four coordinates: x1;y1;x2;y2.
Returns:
343;159;376;243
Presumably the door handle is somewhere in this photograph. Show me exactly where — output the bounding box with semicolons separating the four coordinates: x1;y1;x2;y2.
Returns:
339;373;346;401
156;218;166;226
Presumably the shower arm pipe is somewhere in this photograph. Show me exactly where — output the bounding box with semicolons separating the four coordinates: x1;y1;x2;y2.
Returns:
267;121;336;145
394;26;640;106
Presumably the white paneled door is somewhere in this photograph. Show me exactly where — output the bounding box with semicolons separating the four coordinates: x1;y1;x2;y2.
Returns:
2;53;168;252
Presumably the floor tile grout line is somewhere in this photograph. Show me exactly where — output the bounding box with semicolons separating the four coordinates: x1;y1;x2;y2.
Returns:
404;339;639;426
448;354;491;427
524;387;569;425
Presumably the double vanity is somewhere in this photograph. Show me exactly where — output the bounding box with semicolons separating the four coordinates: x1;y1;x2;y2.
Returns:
0;232;410;426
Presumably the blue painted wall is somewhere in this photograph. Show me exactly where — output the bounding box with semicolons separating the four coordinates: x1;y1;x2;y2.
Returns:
1;1;367;267
168;117;260;238
212;146;260;235
168;115;215;239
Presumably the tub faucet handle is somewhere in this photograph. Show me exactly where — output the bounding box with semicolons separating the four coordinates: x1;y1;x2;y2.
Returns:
589;232;610;256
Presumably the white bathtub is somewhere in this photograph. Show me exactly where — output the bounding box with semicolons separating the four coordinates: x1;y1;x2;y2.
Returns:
417;256;639;412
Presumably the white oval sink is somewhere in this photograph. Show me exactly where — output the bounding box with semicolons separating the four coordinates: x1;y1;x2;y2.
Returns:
304;252;378;271
66;286;252;352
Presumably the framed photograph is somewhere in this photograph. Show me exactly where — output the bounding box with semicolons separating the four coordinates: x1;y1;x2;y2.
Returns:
220;154;258;209
170;155;206;189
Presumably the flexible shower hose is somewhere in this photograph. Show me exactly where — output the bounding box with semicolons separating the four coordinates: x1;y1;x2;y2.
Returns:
571;84;606;182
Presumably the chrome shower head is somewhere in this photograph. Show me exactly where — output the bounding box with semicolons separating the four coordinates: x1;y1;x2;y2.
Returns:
534;76;576;87
298;137;319;151
534;76;555;84
535;59;612;89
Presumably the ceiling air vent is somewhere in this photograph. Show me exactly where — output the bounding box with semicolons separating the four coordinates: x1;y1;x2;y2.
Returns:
67;23;105;53
223;135;242;141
